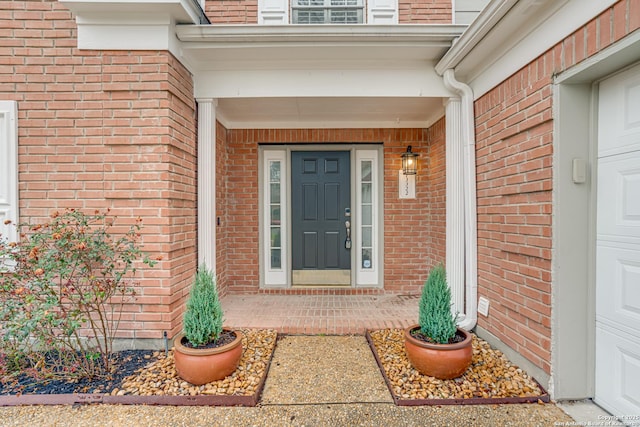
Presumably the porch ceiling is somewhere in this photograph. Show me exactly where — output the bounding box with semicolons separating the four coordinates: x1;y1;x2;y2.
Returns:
216;96;445;129
177;25;463;129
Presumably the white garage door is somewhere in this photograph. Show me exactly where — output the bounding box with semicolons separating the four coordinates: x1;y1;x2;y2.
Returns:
595;63;640;416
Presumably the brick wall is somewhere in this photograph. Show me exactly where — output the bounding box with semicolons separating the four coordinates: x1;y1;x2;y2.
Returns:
216;121;231;297
398;0;451;23
426;118;446;272
205;0;258;23
216;126;447;294
474;0;639;374
0;0;197;340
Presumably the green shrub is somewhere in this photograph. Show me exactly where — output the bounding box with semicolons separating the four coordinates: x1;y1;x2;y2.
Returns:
183;266;223;347
0;209;157;379
418;263;457;344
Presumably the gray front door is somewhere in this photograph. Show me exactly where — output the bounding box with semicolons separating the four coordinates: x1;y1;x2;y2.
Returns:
291;151;351;285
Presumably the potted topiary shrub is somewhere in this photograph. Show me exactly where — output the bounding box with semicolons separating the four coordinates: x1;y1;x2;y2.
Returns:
173;266;243;385
404;263;472;379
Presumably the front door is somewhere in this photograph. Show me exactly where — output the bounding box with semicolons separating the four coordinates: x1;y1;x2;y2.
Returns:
291;151;351;285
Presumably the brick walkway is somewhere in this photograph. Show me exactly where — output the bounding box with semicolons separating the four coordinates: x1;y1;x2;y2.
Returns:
221;293;420;334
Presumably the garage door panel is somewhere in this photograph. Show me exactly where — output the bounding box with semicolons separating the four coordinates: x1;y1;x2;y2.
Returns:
596;243;640;332
598;65;640;158
596;62;640;416
595;325;640;416
597;150;640;242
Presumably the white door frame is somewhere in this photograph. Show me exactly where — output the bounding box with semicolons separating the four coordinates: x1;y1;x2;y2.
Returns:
552;32;640;400
259;144;384;289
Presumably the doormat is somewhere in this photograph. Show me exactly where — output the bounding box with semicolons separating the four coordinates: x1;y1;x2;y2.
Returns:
0;329;277;407
366;329;550;406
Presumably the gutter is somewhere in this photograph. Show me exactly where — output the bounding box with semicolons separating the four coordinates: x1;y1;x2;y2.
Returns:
176;24;467;43
186;0;211;24
442;69;478;331
435;0;519;75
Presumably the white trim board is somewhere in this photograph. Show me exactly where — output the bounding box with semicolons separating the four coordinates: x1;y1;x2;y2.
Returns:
550;36;640;400
0;100;18;244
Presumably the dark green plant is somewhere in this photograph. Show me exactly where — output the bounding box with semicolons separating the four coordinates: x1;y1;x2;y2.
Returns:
183;266;223;347
418;263;458;344
0;209;157;380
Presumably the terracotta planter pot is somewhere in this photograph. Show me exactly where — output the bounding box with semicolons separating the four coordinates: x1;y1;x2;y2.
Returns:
173;329;243;385
404;324;473;380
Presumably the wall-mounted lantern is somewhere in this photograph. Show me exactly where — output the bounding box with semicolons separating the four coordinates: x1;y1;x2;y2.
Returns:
401;145;419;175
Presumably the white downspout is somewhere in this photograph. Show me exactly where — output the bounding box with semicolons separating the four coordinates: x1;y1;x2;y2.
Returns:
443;68;478;331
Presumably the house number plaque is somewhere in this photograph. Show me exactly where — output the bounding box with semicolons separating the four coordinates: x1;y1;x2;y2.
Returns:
398;170;416;199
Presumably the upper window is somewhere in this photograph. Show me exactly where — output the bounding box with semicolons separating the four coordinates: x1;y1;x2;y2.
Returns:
292;0;364;24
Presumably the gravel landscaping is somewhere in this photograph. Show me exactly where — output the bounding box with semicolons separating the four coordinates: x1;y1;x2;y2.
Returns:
117;329;278;397
0;333;575;426
0;329;277;400
369;329;546;402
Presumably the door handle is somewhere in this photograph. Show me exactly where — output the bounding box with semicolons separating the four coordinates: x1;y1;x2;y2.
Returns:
345;220;352;250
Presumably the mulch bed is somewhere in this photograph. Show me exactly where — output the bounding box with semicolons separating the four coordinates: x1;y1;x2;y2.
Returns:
367;329;550;406
0;329;278;407
0;350;156;395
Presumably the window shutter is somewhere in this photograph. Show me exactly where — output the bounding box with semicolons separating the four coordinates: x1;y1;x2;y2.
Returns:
258;0;289;24
367;0;397;24
0;101;18;243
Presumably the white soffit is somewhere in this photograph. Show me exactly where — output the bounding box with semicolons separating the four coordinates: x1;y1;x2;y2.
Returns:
216;97;445;129
436;0;619;98
61;0;204;23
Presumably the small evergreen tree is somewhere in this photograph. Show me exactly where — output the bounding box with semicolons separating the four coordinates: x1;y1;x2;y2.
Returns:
183;266;223;347
418;264;457;344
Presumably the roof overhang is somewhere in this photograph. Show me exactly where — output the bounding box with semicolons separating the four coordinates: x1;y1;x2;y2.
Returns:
58;0;468;129
435;0;619;97
176;25;466;128
61;0;208;24
177;24;467;67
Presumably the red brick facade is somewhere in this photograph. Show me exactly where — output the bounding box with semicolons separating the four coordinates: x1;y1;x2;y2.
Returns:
5;0;639;371
474;0;640;374
214;124;447;296
1;1;449;339
398;0;451;23
0;0;197;339
205;0;258;23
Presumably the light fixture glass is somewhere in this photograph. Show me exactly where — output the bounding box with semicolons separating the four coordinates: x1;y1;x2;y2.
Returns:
401;145;419;175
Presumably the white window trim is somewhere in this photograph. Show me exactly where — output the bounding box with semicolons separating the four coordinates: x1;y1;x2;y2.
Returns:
0;100;18;244
355;149;381;286
262;149;288;287
366;0;398;24
258;0;289;24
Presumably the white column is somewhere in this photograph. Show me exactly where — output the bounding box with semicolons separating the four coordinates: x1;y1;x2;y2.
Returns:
445;96;465;316
197;98;218;272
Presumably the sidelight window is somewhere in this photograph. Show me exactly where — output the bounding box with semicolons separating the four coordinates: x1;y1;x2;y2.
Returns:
355;149;380;286
263;150;288;287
